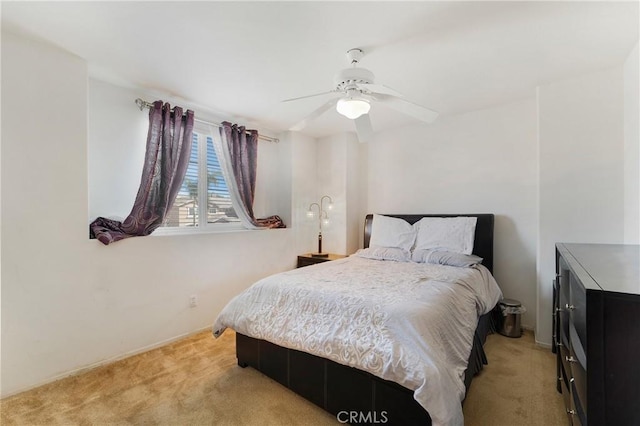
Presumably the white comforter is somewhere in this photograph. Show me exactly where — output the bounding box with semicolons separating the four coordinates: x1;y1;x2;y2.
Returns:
213;256;502;426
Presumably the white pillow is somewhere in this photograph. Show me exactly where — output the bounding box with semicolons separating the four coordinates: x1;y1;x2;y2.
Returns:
412;249;483;267
369;214;416;252
414;216;477;255
354;247;411;262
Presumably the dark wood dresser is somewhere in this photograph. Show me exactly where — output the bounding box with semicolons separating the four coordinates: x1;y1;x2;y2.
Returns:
555;243;640;426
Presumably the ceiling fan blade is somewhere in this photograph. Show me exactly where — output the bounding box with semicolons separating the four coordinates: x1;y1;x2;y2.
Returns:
289;98;338;131
282;90;337;103
378;94;439;123
356;83;403;98
354;114;374;143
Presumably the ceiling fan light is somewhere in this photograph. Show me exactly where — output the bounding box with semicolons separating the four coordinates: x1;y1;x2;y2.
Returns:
336;98;370;119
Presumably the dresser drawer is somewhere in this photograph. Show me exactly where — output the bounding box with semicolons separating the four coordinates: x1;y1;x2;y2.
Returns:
297;253;347;268
569;323;587;416
297;257;322;268
571;380;586;426
559;342;572;385
560;361;571;400
558;309;570;349
560;372;574;424
569;274;587;347
558;276;571;346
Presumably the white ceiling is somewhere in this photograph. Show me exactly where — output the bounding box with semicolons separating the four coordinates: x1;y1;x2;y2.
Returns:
2;1;638;139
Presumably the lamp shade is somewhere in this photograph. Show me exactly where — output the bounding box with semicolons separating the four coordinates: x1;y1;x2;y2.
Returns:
336;97;370;119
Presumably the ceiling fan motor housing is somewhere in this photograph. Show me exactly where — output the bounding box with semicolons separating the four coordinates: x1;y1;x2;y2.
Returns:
334;67;375;91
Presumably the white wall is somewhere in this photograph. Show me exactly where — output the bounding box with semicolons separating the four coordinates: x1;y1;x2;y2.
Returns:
346;134;367;253
289;130;319;255
316;134;347;254
537;66;626;345
1;31;89;397
314;132;362;256
366;98;539;329
1;32;313;397
624;42;640;244
88;80;147;221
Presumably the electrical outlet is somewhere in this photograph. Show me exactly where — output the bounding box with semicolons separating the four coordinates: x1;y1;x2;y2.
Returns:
189;295;198;308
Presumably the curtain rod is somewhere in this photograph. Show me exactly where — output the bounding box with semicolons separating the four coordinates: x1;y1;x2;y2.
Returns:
134;98;279;143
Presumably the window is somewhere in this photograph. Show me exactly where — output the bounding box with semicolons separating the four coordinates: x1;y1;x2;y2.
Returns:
161;126;239;230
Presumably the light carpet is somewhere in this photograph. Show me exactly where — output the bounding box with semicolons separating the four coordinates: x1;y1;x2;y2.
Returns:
1;329;565;425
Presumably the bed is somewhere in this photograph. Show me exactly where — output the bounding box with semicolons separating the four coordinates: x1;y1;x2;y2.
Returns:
213;214;502;425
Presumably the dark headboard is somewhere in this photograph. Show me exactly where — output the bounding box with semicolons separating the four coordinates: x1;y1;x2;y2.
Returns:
363;214;495;273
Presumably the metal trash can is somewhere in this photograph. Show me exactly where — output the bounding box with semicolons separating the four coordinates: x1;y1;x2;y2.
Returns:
499;299;525;338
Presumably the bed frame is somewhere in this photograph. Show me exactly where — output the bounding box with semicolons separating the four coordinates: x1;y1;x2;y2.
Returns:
236;214;496;425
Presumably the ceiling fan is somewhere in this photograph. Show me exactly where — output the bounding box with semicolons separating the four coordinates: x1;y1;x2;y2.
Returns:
283;48;439;142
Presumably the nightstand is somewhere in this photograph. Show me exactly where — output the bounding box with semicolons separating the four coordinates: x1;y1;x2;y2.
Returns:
297;253;347;268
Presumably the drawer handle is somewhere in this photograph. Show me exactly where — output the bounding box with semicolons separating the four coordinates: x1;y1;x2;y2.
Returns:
566;356;577;363
556;341;563;348
555;307;562;313
565;304;575;311
567;409;577;415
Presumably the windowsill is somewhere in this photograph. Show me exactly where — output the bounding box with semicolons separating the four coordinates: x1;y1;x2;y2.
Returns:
152;223;247;236
89;221;289;242
151;223;288;237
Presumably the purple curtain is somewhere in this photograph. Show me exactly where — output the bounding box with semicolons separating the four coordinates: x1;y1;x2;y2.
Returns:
90;101;195;244
220;122;285;229
221;121;259;222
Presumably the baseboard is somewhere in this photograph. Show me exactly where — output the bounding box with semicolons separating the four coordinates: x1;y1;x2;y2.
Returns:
535;340;552;349
521;325;552;349
525;325;552;349
1;326;212;399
